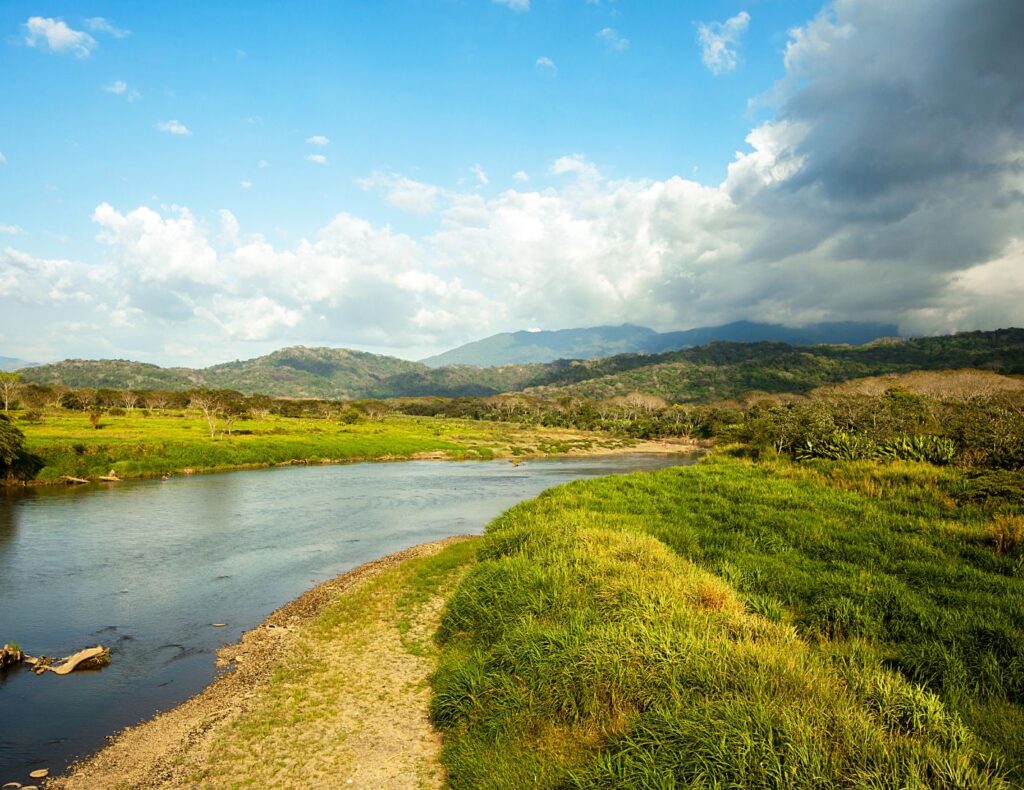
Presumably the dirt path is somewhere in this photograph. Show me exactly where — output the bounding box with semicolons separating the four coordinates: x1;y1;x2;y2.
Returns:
50;536;477;789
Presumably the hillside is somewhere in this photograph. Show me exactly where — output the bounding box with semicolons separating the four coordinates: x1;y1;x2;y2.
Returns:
18;329;1024;403
421;320;899;367
524;328;1024;402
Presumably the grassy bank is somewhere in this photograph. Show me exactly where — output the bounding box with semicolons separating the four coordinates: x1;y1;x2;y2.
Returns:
432;456;1023;787
10;410;638;483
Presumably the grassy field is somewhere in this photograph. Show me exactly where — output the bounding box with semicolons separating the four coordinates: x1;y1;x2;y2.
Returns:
10;410;635;483
432;455;1023;788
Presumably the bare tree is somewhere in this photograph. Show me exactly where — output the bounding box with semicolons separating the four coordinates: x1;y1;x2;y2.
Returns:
120;390;139;412
189;390;222;438
0;372;22;412
146;391;171;410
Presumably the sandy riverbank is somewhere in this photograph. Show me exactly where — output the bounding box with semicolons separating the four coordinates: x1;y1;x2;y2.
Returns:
48;536;477;789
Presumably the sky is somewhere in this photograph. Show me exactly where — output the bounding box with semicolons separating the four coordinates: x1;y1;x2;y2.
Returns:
0;0;1022;366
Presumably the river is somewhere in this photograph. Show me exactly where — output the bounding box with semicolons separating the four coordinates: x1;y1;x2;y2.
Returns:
0;453;697;779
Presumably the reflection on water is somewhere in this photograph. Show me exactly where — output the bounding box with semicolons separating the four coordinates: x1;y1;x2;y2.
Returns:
0;453;697;778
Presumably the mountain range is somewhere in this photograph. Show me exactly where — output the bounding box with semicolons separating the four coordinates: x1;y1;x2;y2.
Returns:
420;321;900;367
11;326;1023;404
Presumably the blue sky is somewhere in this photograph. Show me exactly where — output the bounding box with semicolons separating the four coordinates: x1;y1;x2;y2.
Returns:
1;1;1022;365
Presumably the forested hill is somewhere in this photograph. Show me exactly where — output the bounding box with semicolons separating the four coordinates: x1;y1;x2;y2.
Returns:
524;328;1024;402
17;328;1024;402
19;346;545;399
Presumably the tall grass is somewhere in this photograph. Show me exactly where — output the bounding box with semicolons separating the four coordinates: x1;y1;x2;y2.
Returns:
431;456;1022;787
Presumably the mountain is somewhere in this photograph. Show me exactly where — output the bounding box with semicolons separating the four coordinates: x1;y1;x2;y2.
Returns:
0;356;39;372
421;324;661;367
17;329;1023;403
421;321;900;367
20;346;544;399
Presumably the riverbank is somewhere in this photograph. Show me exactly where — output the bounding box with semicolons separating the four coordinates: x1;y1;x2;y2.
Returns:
49;536;479;789
6;411;696;487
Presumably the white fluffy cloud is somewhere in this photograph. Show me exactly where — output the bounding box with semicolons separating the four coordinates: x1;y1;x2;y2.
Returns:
104;80;140;101
305;135;329;146
157;120;192;136
358;172;443;214
23;17;96;58
306;154;328;165
597;27;629;54
3;0;1021;363
697;11;750;75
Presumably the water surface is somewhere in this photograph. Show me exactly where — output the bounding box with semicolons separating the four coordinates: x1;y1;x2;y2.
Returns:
0;453;696;779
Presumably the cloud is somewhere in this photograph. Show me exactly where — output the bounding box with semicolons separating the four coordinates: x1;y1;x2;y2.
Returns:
4;0;1022;362
597;27;629;54
257;159;269;169
240;180;253;190
306;154;328;165
471;164;489;187
550;154;600;180
697;11;750;75
535;56;557;75
0;153;6;166
493;0;529;11
104;80;140;101
85;17;130;38
358;171;443;214
23;17;96;58
0;225;26;235
513;170;529;184
305;135;330;146
157;120;192;136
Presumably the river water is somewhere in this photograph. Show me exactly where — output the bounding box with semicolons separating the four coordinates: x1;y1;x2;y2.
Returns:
0;453;696;780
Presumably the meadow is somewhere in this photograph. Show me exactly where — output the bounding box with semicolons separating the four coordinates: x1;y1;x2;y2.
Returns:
9;409;633;483
431;454;1023;788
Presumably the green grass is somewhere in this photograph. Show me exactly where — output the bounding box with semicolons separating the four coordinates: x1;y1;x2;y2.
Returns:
431;455;1022;788
13;409;628;482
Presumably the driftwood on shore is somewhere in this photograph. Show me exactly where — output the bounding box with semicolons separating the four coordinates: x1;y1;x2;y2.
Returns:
61;475;90;484
23;645;111;675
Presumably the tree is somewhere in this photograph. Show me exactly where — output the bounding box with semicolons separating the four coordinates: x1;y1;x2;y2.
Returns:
189;389;223;438
0;414;26;470
120;390;140;412
0;372;22;412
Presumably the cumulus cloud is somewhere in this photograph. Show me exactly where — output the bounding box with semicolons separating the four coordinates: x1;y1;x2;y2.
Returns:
157;120;191;136
23;17;96;58
551;154;600;181
697;11;750;75
306;154;328;165
104;80;140;101
85;17;130;38
3;0;1022;362
597;27;629;54
471;164;489;187
358;171;443;214
513;170;529;184
305;135;329;146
